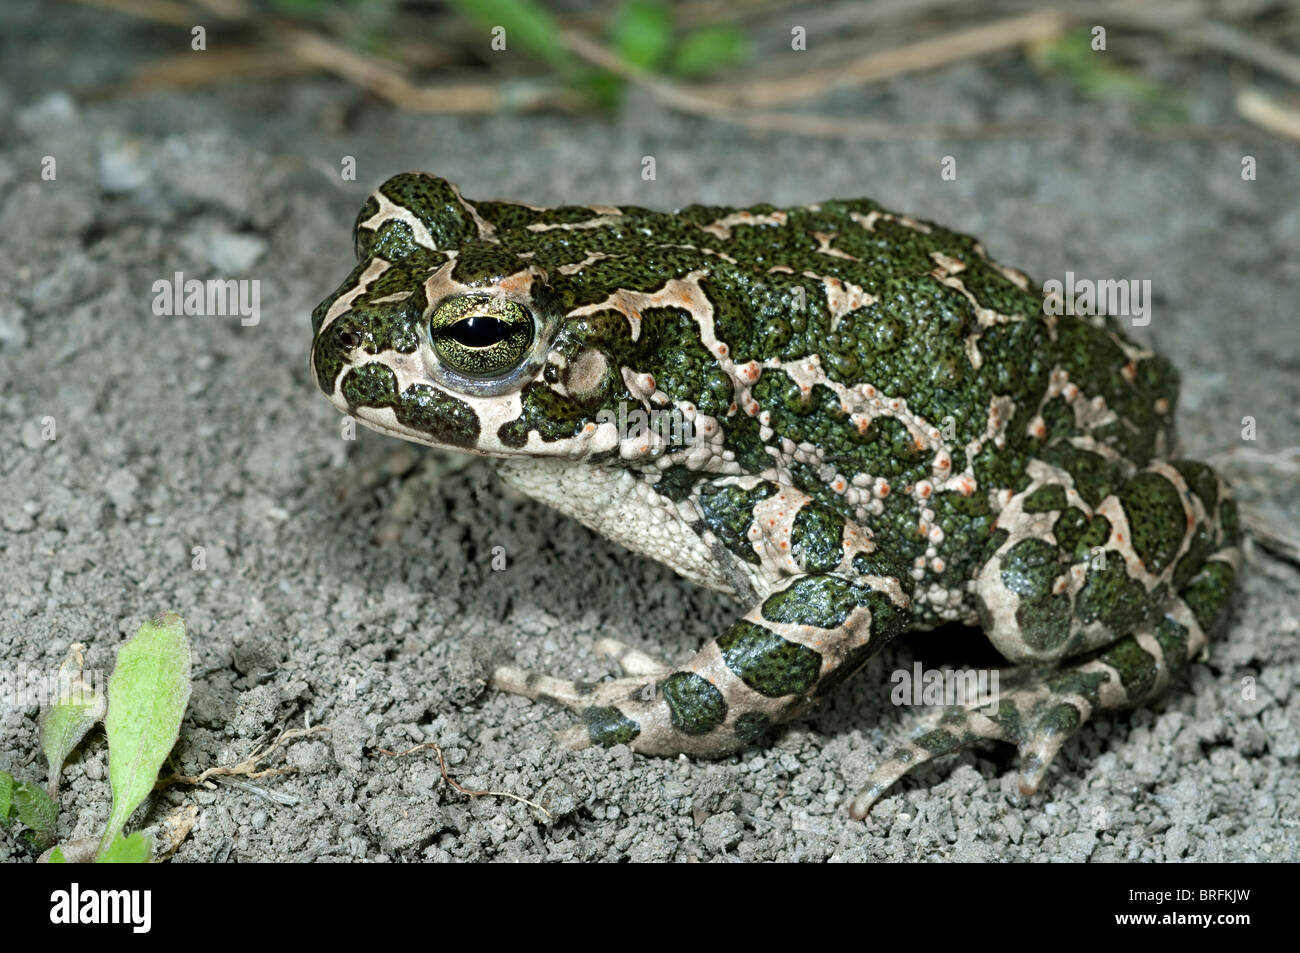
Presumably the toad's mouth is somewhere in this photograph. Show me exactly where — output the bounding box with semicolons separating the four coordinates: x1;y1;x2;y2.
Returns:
335;398;500;456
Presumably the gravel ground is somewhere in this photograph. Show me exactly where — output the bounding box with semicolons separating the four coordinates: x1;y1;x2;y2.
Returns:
1;3;1297;862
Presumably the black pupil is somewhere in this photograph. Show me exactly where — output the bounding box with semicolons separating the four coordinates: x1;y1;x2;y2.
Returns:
445;316;512;348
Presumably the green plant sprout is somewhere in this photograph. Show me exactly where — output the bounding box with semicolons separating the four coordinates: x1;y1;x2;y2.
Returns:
1028;28;1186;125
1;613;192;863
0;771;59;849
449;0;748;108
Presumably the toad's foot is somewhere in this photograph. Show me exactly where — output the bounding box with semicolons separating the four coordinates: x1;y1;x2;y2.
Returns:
849;666;1095;820
850;548;1239;819
492;571;913;758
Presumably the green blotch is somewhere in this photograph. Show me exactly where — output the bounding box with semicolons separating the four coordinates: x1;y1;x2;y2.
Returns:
983;527;1010;563
1022;483;1067;513
652;465;699;502
1039;443;1117;508
661;673;727;736
788;461;848;513
312;319;347;395
876;416;928;468
852;554;916;598
1044;668;1107;704
311;249;445;391
364;220;422;263
751;367;821;417
1118;471;1185;575
1172;460;1219;513
340;361;398;407
916;729;962;754
397;384;480;449
582;706;640;747
1154;616;1190;678
1180;560;1236;631
351;195;381;259
924;489;996;586
972;440;1031;500
1076;554;1152;635
375;173;478;254
706;272;796;364
476;200;614;231
363;263;431;308
554;308;633;355
630;306;737;419
1053;507;1111;560
1000;537;1065;599
697;482;777;566
977;319;1050;403
815;274;978;428
451;244;534;285
716;621;822;698
311;268;358;338
720;413;773;474
762;575;907;641
497;381;592;447
340;364;480;449
791;504;844;572
1097;351;1180;464
1172;521;1214;591
1100;637;1158;699
334;294;425;357
733;712;772;745
980;699;1024;739
1035;702;1081;738
1016;592;1072;653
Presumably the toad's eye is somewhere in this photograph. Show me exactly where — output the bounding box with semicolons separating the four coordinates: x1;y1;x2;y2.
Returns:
430;295;534;377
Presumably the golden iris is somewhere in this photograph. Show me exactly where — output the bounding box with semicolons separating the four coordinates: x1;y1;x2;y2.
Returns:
430;295;534;377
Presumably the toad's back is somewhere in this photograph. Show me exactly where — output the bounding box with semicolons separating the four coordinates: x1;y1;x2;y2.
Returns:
431;187;1185;618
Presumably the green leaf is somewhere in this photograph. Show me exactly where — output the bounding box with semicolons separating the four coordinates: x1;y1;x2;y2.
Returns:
0;770;12;823
13;779;59;846
41;643;107;800
575;69;625;111
1028;29;1184;123
611;0;672;70
446;0;568;69
95;612;191;862
97;831;154;864
49;846;67;863
672;25;748;77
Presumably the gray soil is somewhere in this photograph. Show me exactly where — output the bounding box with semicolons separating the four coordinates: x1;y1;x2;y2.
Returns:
2;3;1297;862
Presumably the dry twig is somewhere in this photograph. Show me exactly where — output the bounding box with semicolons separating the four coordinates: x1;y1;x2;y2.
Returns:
164;724;330;788
689;8;1071;108
372;742;553;818
1234;87;1300;142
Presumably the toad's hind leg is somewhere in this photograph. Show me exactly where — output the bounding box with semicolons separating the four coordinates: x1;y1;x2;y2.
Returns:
849;617;1193;818
491;571;913;758
850;461;1241;819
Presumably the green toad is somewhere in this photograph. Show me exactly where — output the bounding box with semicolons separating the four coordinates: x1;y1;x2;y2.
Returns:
310;173;1240;818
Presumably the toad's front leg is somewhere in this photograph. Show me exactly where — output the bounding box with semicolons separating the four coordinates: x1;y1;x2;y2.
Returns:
491;571;912;758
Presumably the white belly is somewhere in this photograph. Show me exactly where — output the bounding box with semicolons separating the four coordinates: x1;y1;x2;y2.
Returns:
496;457;740;598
